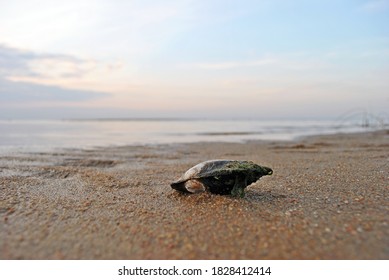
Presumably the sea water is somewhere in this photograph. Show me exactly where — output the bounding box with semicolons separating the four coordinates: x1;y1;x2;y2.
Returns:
0;118;382;153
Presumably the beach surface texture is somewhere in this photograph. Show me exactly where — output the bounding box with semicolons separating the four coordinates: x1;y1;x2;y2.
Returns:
1;130;388;259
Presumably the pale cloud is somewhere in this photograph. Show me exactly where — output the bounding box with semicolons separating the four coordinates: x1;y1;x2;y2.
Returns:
0;44;132;95
27;57;97;79
0;44;39;76
0;44;90;79
0;44;110;104
192;57;278;70
360;0;389;12
0;77;108;104
189;54;331;71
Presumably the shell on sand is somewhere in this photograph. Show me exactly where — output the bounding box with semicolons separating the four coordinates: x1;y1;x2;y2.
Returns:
170;159;273;196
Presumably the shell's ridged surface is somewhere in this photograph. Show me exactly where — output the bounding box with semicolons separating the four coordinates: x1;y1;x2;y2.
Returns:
171;159;272;195
181;160;232;182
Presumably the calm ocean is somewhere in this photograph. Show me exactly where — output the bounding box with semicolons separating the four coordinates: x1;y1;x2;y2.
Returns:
0;119;381;153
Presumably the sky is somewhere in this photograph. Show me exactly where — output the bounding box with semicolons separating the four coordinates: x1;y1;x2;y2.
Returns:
0;0;388;120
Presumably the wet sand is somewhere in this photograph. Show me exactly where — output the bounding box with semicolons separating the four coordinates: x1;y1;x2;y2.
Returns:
0;130;388;259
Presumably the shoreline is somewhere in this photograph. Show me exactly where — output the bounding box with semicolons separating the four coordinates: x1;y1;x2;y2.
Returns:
0;130;388;259
1;128;387;156
1;117;386;154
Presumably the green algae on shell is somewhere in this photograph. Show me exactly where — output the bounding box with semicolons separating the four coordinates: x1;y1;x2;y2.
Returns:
171;159;273;198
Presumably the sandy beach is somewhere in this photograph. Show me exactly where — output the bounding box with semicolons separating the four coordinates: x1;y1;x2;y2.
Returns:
0;130;388;259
